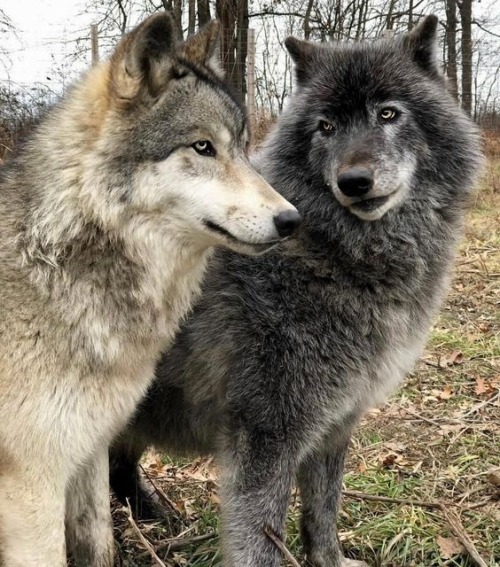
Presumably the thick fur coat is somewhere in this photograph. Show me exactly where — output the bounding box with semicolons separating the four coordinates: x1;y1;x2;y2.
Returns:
0;14;297;567
111;15;482;567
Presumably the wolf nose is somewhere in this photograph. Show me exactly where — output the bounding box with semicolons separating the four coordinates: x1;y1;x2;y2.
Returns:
337;167;373;197
273;209;301;238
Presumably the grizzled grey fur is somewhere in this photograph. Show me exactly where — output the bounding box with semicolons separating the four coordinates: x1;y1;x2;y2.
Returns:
111;16;482;567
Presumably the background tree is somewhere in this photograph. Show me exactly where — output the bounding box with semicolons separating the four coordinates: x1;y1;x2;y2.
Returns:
445;0;458;98
459;0;473;115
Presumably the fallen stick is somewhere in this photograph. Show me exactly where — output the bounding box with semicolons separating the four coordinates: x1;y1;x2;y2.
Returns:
342;490;440;509
125;500;168;567
264;526;301;567
139;464;188;526
342;490;490;567
441;507;488;567
156;532;216;552
461;390;500;419
399;405;443;427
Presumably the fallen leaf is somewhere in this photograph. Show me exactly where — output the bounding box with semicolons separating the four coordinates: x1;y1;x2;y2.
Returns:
475;377;494;396
435;385;454;400
209;492;221;505
447;350;464;365
487;470;500;488
439;350;464;368
381;453;397;468
439;424;464;436
385;442;406;452
437;535;465;559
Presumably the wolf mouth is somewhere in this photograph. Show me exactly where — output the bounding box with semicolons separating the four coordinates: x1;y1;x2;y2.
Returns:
203;220;280;251
350;195;390;212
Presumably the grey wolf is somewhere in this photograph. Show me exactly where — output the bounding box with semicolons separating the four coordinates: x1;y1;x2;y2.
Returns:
110;15;482;567
0;13;299;567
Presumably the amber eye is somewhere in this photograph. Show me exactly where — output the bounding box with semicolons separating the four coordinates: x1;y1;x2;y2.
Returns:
319;120;335;134
192;140;216;157
379;108;399;122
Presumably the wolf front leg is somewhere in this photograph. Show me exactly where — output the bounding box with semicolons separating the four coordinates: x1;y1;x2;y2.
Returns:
297;435;369;567
0;463;67;566
66;446;115;567
219;432;295;567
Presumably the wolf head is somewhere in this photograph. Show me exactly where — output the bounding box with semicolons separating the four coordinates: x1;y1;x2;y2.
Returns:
72;14;300;255
280;16;481;222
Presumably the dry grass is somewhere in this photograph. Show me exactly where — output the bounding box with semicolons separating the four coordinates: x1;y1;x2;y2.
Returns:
113;142;500;567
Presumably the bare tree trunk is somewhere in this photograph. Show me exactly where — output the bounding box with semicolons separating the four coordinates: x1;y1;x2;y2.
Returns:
188;0;196;34
173;0;183;38
355;0;367;39
116;0;128;33
408;0;414;30
445;0;458;99
197;0;210;27
159;0;183;38
334;0;342;39
217;0;237;94
216;0;248;101
235;0;249;99
385;0;397;30
459;0;473;115
303;0;315;40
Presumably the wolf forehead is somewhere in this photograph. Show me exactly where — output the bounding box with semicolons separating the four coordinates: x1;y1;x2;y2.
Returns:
115;69;247;163
304;43;441;111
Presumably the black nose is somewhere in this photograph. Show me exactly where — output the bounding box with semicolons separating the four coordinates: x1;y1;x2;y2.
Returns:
337;167;374;197
273;209;301;238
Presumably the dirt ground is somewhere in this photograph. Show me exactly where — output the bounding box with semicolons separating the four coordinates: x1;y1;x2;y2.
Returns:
113;140;500;567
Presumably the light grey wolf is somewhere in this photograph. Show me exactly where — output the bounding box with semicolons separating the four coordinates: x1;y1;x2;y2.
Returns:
110;15;482;567
0;13;300;567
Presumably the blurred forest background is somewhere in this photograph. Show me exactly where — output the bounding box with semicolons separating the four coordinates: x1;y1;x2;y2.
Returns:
0;0;499;159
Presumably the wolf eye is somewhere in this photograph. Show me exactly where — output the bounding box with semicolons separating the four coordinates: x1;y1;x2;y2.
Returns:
319;120;335;134
379;108;399;122
192;140;216;157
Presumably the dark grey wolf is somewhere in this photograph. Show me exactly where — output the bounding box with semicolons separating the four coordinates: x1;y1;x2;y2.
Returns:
0;13;299;567
110;15;482;567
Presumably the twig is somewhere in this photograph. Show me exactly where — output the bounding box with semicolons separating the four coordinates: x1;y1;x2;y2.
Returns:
343;490;490;567
156;532;216;552
140;464;188;526
264;526;301;567
441;507;489;567
466;496;497;510
342;489;440;509
461;390;500;419
125;500;167;567
399;405;443;427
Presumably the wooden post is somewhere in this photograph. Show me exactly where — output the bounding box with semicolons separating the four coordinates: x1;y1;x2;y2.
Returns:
91;24;99;66
246;28;256;141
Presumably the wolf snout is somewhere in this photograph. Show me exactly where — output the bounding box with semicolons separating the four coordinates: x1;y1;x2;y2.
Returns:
273;209;301;238
337;166;374;197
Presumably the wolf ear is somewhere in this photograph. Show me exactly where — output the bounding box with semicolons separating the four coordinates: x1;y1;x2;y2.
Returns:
179;20;223;76
285;37;317;85
403;15;440;75
111;13;178;100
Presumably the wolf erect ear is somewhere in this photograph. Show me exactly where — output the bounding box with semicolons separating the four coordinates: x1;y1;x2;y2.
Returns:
285;37;318;86
179;21;223;76
403;15;440;75
111;13;178;100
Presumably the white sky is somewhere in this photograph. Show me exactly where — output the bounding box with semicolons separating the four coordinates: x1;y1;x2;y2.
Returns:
1;0;499;108
1;0;93;89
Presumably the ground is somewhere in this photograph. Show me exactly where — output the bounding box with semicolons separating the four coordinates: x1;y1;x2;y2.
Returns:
113;140;500;567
